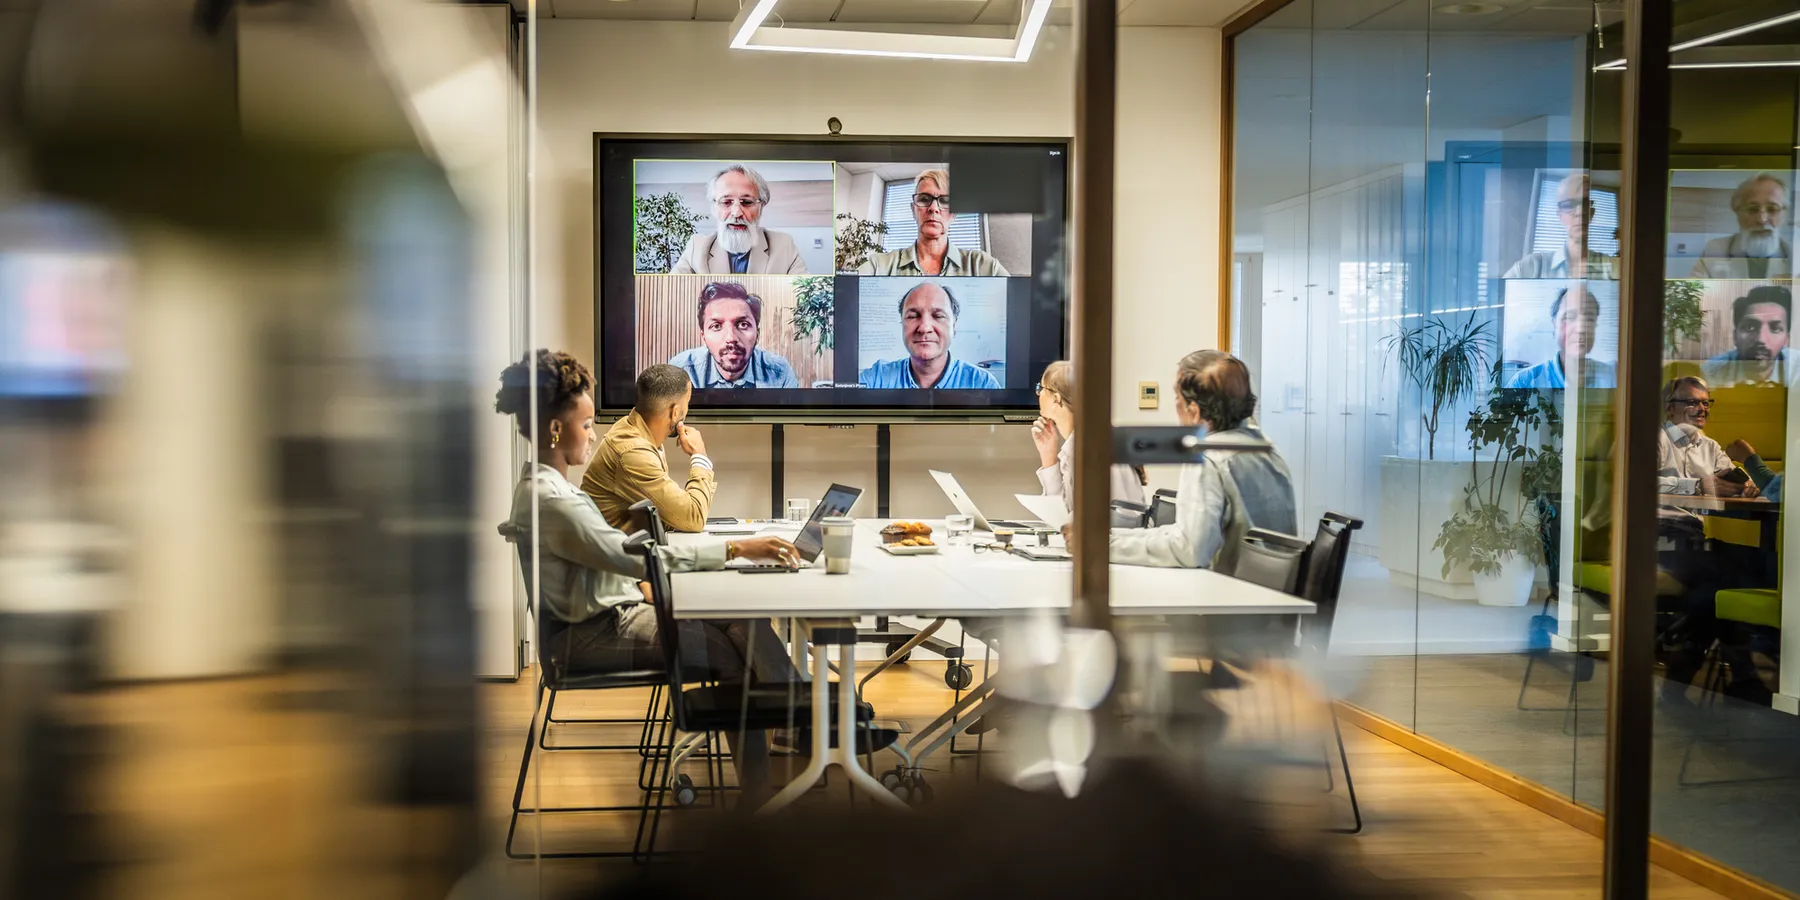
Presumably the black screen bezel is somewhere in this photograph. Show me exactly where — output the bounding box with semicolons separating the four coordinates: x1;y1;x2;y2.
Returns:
595;133;1070;421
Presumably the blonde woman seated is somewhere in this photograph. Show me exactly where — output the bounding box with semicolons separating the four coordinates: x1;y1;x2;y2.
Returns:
1031;360;1147;514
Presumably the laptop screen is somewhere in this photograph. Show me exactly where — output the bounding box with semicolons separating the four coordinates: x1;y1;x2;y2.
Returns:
795;483;862;561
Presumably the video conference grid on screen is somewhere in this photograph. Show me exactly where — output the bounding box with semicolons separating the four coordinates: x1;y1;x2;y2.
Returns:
1494;168;1798;391
595;138;1068;412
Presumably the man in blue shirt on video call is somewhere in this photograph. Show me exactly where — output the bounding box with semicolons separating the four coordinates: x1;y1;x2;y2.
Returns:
1506;286;1616;390
668;281;799;389
857;281;1001;390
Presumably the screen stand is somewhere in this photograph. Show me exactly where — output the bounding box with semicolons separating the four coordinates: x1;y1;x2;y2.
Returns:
877;424;891;518
770;424;785;519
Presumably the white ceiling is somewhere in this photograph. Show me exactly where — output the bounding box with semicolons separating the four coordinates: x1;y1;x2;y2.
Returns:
1265;0;1619;34
509;0;1259;28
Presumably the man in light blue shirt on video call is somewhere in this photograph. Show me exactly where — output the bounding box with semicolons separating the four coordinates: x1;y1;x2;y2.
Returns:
667;281;800;389
858;281;1002;390
1506;286;1616;390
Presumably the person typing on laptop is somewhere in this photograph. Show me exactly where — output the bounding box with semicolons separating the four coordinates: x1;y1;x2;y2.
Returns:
494;350;799;799
584;364;717;532
1106;351;1297;569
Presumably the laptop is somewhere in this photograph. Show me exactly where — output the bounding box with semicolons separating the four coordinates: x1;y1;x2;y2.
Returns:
927;469;1050;532
726;483;863;570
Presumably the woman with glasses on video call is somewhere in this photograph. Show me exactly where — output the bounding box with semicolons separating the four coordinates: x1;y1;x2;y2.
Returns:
1032;360;1147;515
857;169;1010;277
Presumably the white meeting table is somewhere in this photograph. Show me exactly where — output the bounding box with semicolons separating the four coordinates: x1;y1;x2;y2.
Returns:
665;518;1315;812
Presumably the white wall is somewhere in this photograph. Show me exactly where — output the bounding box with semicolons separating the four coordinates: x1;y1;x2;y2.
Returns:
535;21;1224;514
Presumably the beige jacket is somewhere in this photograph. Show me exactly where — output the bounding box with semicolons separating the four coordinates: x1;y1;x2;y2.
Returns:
581;410;717;533
671;229;808;275
1689;235;1794;279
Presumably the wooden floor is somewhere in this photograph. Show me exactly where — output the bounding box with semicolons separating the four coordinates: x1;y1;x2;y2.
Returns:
65;663;1729;900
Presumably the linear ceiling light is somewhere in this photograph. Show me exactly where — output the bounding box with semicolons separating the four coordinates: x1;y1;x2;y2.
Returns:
730;0;1054;63
1595;8;1800;69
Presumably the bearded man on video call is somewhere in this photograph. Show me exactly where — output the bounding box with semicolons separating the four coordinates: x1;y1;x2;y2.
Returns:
671;164;809;275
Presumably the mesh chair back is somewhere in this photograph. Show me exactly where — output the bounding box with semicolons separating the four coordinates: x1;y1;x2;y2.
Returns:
1298;512;1363;649
1150;489;1179;527
511;539;569;678
625;531;691;731
1231;527;1310;595
628;498;668;543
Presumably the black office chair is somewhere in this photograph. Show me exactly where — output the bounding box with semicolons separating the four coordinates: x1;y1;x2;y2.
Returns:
1150;488;1179;527
629;497;669;542
534;499;672;751
1233;527;1312;596
505;535;674;861
1295;512;1366;835
627;533;898;826
1110;499;1152;528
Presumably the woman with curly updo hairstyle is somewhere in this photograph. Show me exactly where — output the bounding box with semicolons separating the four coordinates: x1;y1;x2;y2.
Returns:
495;349;799;802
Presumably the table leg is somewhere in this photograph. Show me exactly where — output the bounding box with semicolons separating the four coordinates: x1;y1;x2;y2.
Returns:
758;644;832;814
836;642;909;811
787;618;810;682
757;642;909;814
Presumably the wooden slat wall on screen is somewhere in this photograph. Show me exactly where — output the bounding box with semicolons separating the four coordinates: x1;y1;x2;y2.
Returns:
635;275;833;387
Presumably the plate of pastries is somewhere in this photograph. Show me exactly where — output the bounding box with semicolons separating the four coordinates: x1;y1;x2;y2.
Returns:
879;521;939;554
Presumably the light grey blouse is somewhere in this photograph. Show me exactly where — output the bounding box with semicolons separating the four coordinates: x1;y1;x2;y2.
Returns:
498;464;726;624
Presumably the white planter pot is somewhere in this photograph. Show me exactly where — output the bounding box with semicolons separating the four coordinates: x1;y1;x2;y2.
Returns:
1377;456;1477;599
1473;554;1535;607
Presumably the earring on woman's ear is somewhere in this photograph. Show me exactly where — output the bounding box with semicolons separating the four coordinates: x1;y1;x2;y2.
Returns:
551;431;560;448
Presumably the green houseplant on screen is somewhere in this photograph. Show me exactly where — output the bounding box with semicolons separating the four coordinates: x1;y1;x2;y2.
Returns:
1664;279;1703;357
835;213;887;273
1433;383;1561;606
790;276;835;356
635;192;702;273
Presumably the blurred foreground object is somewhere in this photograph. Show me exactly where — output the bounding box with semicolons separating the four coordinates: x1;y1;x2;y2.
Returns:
594;757;1408;900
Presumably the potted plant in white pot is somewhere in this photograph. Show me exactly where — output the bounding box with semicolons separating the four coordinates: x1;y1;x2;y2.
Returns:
1433;385;1562;606
1377;314;1493;598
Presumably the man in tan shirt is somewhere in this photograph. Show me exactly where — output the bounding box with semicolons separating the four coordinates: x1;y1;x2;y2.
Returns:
582;364;717;532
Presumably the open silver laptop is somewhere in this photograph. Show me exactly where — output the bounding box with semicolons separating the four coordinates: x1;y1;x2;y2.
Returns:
927;469;1050;532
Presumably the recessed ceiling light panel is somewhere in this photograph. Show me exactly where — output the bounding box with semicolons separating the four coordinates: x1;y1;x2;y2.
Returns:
730;0;1054;63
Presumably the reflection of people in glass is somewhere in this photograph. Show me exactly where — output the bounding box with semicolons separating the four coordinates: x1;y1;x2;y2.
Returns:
1505;174;1616;279
667;281;799;388
671;165;808;275
1690;173;1793;279
1656;375;1769;705
857;282;1001;389
857;170;1009;277
1506;287;1615;389
1703;285;1791;387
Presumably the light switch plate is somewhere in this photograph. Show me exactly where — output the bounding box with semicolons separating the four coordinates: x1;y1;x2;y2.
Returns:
1138;381;1159;409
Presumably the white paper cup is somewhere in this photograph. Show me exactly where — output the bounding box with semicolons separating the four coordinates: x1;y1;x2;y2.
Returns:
822;517;855;574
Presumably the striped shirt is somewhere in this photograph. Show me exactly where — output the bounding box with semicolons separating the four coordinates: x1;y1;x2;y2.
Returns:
668;346;799;389
857;244;1010;277
858;356;1000;389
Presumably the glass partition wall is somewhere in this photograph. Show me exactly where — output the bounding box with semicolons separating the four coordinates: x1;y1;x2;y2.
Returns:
1229;0;1800;893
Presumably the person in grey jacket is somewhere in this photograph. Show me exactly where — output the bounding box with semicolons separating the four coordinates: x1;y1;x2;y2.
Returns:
493;349;798;798
1107;350;1298;568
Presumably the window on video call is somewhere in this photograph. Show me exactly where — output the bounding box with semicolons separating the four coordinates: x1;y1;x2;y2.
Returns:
595;138;1068;414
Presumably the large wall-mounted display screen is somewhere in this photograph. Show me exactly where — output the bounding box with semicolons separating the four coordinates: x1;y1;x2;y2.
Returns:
595;136;1068;415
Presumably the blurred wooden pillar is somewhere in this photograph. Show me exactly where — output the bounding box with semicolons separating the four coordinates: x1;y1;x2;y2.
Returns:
1070;0;1117;633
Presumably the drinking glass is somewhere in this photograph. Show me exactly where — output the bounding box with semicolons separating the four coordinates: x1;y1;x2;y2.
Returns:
786;498;810;523
944;514;974;547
